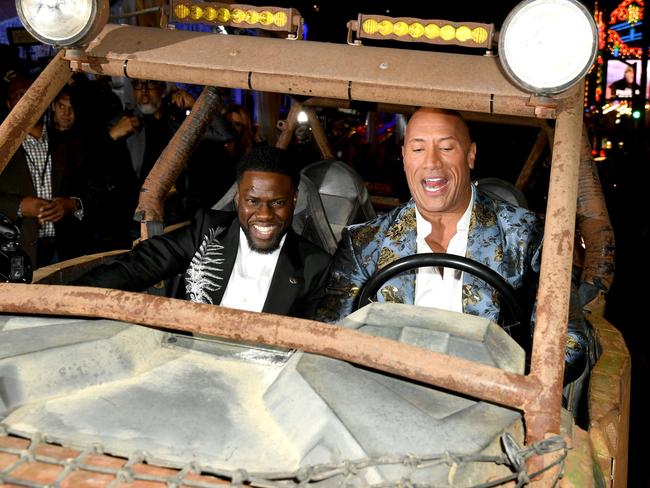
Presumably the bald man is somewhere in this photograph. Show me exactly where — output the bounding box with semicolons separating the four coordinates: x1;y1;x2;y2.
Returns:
316;108;592;386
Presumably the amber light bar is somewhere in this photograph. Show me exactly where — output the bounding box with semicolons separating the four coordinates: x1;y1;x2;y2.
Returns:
347;14;494;49
170;1;304;39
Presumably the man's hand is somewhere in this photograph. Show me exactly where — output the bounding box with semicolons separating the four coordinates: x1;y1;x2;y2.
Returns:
19;196;52;218
170;88;195;110
38;197;76;224
109;115;141;140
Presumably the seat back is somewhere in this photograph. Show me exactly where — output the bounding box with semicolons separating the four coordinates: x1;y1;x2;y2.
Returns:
300;159;377;242
212;174;338;255
475;178;529;209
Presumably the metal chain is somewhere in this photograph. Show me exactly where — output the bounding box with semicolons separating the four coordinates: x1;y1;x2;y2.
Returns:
0;427;567;488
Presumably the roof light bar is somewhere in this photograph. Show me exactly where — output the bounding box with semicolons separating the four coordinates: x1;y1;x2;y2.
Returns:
347;14;495;49
170;2;304;39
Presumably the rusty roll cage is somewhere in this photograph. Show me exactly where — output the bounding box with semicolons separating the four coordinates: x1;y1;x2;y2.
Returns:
0;24;583;461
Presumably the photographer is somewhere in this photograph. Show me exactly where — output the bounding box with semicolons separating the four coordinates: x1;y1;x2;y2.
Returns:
106;79;236;232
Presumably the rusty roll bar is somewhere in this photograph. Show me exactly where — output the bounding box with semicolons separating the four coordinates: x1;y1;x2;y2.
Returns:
0;50;72;175
275;101;303;151
135;85;222;239
526;86;584;444
577;129;615;295
0;283;541;411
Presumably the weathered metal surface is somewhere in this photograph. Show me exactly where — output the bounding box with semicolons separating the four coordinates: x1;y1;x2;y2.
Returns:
577;130;616;294
305;107;335;159
0;304;524;484
561;424;600;487
0;51;72;175
516;127;551;190
586;297;631;487
526;86;584;446
0;284;538;411
275;101;303;150
135;85;222;235
66;24;563;118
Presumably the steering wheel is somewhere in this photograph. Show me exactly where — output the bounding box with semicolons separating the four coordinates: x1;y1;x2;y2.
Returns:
356;253;528;333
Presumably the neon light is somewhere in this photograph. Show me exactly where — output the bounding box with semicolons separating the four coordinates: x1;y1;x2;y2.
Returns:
607;28;643;58
609;0;644;25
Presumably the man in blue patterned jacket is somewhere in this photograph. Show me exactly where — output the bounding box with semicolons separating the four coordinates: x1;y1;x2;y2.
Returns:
316;107;591;384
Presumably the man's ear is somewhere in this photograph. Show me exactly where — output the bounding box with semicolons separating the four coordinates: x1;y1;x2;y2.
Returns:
468;142;477;170
293;190;298;206
233;192;239;209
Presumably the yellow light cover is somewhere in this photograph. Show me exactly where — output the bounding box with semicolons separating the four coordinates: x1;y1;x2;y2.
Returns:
259;11;274;25
216;7;230;22
409;22;424;38
351;13;494;48
424;23;440;39
204;6;217;21
393;21;408;37
440;24;455;41
362;18;379;34
471;27;488;43
174;3;190;19
274;11;288;27
190;5;203;20
231;8;246;23
455;25;471;42
378;20;393;36
246;10;259;24
171;3;303;39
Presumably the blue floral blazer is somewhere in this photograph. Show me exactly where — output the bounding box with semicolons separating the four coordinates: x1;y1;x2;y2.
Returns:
315;187;590;382
316;187;542;323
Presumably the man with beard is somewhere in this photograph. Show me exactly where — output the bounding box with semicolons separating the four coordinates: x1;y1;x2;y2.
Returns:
107;79;236;230
71;146;331;319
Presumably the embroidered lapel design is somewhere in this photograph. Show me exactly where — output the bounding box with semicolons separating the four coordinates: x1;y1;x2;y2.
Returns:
376;202;417;304
185;227;226;304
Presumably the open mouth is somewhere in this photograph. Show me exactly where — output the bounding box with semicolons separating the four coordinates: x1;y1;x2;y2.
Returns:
421;177;449;194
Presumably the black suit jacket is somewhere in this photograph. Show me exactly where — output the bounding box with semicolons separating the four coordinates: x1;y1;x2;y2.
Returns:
71;209;332;319
0;140;84;266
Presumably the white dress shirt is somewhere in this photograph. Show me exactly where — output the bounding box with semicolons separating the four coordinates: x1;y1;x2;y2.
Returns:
220;229;286;312
414;190;474;312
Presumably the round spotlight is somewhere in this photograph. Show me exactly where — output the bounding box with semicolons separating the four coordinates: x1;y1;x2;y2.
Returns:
16;0;109;47
498;0;597;94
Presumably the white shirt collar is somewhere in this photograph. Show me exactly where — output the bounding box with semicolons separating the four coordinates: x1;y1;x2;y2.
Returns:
219;229;287;313
413;186;475;313
414;186;474;246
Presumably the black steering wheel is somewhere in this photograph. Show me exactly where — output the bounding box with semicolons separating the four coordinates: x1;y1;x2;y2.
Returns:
356;253;528;333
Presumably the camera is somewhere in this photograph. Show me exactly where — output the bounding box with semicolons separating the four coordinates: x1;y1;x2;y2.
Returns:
0;213;32;283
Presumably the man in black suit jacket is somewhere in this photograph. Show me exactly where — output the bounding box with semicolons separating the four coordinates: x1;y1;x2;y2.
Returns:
0;74;85;268
72;146;331;320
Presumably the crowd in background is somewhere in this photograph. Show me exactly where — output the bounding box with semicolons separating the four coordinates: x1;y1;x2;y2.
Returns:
1;52;267;267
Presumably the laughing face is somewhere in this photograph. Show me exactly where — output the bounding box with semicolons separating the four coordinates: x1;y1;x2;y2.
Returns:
236;170;297;253
402;108;476;219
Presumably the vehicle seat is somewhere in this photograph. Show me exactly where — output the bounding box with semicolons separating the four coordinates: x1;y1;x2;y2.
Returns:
212;174;338;255
300;159;377;242
475;178;529;209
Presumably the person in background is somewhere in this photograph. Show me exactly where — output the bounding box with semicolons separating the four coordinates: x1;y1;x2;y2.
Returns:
0;74;85;268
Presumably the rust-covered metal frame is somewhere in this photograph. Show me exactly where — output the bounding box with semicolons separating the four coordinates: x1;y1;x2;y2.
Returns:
0;23;584;477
